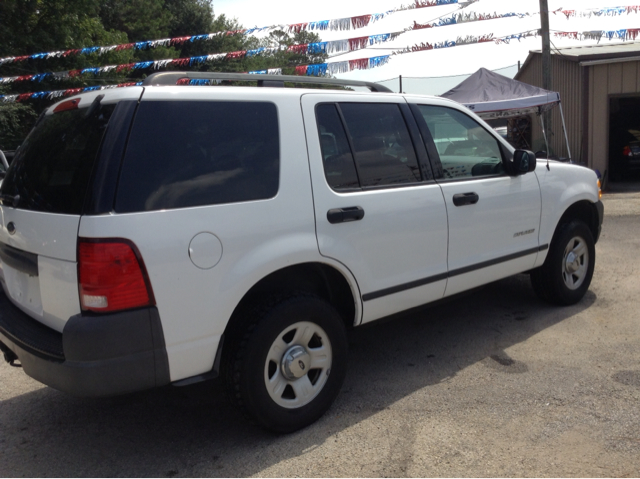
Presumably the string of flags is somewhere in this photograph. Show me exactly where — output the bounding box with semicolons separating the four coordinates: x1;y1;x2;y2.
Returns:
410;6;640;30
412;10;533;30
555;29;640;42
2;2;638;68
6;23;635;87
556;6;640;19
0;0;476;67
0;82;143;103
5;25;640;104
0;33;405;85
0;53;392;102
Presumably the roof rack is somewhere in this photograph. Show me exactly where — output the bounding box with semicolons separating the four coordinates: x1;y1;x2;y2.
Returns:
142;71;393;93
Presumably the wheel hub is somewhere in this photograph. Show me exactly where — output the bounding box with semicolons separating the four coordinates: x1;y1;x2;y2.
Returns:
565;251;579;273
281;345;311;380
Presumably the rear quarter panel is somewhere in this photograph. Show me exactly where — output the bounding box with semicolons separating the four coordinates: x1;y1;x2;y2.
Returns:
79;88;326;381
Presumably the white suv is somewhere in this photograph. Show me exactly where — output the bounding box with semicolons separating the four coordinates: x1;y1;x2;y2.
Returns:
0;72;603;432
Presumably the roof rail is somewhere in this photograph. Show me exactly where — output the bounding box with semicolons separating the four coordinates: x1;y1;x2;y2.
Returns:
142;71;393;93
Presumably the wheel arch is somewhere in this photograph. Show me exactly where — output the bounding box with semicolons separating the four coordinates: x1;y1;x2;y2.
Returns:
222;262;359;345
535;199;600;269
555;200;601;244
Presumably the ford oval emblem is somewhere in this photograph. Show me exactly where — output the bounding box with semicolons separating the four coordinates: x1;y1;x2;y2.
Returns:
7;222;16;235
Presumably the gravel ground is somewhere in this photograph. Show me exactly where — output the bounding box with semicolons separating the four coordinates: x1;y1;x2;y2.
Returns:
1;186;639;477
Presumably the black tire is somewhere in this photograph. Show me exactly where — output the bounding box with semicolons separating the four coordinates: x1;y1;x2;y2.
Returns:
531;219;595;305
223;294;348;433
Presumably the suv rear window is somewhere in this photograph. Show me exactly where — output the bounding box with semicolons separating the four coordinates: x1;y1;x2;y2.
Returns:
0;102;115;214
115;101;279;213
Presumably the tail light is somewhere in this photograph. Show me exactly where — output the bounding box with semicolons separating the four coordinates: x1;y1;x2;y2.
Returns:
623;146;632;157
78;239;155;313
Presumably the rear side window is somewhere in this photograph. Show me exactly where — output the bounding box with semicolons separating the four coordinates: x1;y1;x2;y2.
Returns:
316;102;421;190
115;101;279;213
0;102;115;214
316;104;359;190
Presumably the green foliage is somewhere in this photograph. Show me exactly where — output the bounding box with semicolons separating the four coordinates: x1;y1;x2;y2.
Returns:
0;88;38;150
166;0;214;37
99;0;172;42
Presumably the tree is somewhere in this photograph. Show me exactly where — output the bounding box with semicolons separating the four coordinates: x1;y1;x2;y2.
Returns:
0;88;38;150
99;0;172;42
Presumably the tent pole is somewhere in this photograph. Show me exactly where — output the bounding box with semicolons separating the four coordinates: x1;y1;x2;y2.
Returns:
559;102;572;162
540;108;550;154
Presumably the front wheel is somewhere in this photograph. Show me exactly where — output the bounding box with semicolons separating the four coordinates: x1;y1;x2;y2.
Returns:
531;219;596;305
224;294;348;433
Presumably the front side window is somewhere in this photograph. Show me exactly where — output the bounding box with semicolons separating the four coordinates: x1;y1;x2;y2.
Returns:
316;102;421;190
116;101;279;213
417;105;504;179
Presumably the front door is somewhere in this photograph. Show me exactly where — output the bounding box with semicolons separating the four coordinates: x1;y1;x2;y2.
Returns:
409;100;542;297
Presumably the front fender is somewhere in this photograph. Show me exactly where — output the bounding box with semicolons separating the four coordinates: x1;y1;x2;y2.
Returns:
534;162;600;267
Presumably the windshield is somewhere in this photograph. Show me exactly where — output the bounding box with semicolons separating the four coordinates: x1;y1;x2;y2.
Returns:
0;102;115;214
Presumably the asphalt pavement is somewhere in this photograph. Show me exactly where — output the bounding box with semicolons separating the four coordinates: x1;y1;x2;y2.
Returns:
1;184;639;477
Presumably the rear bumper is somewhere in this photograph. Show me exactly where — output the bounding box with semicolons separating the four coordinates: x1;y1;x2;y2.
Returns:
0;292;170;397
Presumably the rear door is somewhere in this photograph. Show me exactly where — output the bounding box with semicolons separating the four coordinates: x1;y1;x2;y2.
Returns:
301;94;449;324
0;88;143;331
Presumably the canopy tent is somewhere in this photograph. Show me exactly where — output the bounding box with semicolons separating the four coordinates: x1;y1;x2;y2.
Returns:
440;67;560;119
440;68;571;159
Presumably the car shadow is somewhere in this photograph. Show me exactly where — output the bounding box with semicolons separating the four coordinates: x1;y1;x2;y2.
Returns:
0;274;596;477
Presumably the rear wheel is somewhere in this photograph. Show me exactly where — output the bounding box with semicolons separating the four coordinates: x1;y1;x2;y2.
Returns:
531;220;595;305
224;294;348;433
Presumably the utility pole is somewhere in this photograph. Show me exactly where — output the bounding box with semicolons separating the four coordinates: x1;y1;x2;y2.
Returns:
539;0;553;153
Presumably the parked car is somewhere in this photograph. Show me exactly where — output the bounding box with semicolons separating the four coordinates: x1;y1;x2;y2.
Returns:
609;127;640;180
0;72;603;432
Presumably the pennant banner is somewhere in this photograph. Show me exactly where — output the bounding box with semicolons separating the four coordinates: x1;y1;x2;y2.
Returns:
0;54;392;103
559;28;640;43
5;23;640;103
0;33;403;85
0;82;142;103
412;11;533;30
3;2;639;68
0;0;480;66
557;6;640;19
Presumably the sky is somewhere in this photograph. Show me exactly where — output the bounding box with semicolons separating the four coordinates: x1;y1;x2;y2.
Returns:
211;0;636;93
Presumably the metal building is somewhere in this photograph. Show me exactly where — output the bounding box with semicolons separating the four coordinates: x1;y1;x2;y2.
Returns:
515;41;640;180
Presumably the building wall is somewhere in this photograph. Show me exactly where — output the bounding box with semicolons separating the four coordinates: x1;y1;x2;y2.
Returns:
517;53;640;175
516;55;583;163
588;61;640;175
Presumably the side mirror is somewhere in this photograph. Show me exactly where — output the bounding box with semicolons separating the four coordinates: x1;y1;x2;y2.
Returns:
510;149;536;176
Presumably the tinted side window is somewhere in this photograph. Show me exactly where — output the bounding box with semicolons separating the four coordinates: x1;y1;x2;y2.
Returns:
316;104;359;190
417;105;504;179
116;101;279;212
340;103;421;187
